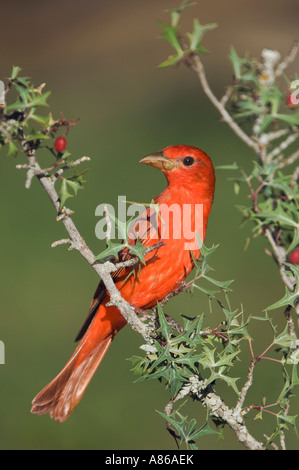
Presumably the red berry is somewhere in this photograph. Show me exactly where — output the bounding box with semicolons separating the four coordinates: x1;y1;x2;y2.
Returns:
54;136;67;152
289;248;299;264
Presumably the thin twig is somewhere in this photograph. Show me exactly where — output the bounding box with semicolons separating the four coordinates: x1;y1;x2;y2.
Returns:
220;82;235;107
258;128;290;146
235;360;256;415
276;148;299;169
280;401;290;450
267;132;299;162
186;54;260;153
187;376;265;450
51;238;74;249
275;40;299;78
54;156;90;177
290;165;299;187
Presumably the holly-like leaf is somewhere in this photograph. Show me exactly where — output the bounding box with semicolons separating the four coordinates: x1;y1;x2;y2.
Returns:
59;177;82;208
25;130;49;141
11;65;22;80
203;275;234;290
187;19;217;53
274;324;297;347
229;47;243;80
94;241;124;262
6;90;51;111
253;201;299;229
267;286;299;311
158;55;183;69
157;303;173;342
205;368;239;394
276;112;299;126
277;413;298;428
7;141;19;157
158;20;183;56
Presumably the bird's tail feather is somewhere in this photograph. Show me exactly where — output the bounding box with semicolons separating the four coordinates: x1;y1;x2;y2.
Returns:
31;334;112;423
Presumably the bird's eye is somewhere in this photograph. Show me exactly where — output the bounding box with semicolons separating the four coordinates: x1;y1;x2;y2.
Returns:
183;156;195;166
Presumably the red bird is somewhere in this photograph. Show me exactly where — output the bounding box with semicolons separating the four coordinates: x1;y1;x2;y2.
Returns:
31;145;215;422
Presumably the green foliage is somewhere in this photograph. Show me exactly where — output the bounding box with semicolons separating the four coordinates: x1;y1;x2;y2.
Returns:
226;47;299;130
0;66;88;210
128;239;299;449
158;2;217;68
157;410;218;450
95;211;149;265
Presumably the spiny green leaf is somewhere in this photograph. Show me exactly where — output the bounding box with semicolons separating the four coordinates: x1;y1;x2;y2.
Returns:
257;115;273;134
203;275;234;290
158;20;183;56
267;286;299;311
287;348;299;365
192;284;219;296
158;55;182;69
11;65;22;80
274;324;297;348
157;410;188;440
213;349;240;368
277;413;297;427
107;211;132;242
94;241;124;261
200;347;216;369
7;141;19;157
205;369;239;394
251;310;278;333
229;46;242;79
29;113;53;127
127;238;147;265
227;323;252;339
157;303;172;342
217;300;238;329
276;112;299;126
6;90;51;111
187;19;217;53
25;130;49;141
59;177;82;208
188;420;219;441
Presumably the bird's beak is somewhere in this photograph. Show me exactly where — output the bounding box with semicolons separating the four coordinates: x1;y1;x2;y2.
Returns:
140;151;177;171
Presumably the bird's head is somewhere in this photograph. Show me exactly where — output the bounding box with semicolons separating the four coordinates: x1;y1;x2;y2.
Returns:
140;145;215;193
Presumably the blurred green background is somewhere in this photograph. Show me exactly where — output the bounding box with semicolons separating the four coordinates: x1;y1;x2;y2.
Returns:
0;0;298;450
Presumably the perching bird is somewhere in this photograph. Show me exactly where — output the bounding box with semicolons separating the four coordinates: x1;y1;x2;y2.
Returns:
31;145;215;422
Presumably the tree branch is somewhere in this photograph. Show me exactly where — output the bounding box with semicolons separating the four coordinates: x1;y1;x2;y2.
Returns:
186;54;260;153
171;376;265;450
19;138;154;343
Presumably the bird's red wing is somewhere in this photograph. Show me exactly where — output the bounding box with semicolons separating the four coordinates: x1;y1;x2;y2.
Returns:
75;207;160;341
74;259;129;342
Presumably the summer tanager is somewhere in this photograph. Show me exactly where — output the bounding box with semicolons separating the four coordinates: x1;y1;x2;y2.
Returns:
31;145;215;422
